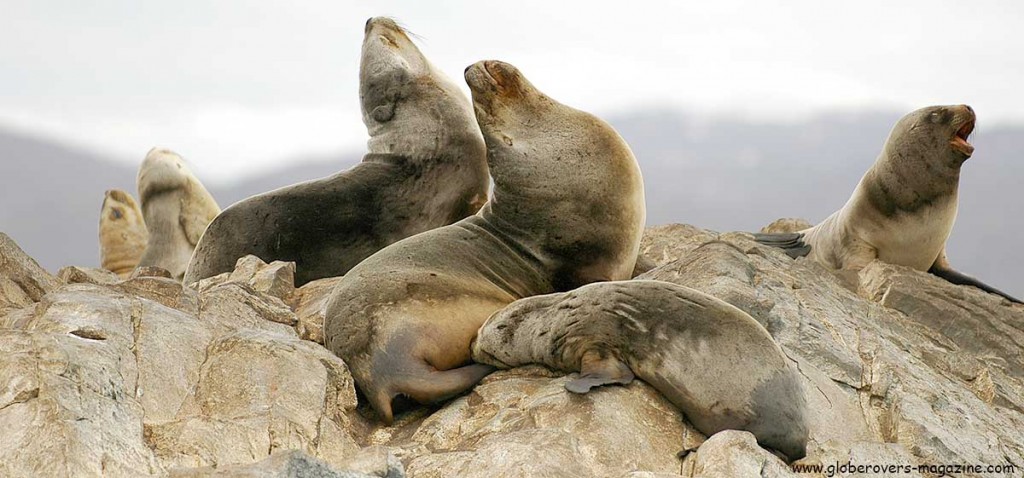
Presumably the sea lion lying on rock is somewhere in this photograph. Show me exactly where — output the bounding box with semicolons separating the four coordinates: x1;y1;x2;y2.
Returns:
472;280;809;461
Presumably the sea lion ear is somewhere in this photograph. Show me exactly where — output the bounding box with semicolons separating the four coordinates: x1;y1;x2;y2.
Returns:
371;103;395;122
565;349;635;394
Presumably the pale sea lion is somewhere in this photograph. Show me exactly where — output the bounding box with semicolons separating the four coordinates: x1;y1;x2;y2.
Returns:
183;17;489;287
755;105;1021;303
323;60;646;423
137;148;220;280
98;189;149;278
471;280;809;461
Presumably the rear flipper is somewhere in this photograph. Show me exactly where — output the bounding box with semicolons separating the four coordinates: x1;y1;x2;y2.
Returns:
752;232;812;259
368;363;496;425
565;349;635;394
929;264;1023;304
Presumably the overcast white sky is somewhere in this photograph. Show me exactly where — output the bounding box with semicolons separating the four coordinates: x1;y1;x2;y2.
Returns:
2;1;1023;183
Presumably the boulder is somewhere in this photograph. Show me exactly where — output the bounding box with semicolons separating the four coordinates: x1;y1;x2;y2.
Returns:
2;226;1023;477
0;233;59;314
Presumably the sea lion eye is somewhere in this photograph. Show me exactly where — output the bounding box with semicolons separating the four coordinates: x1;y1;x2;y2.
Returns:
929;110;951;124
110;209;123;220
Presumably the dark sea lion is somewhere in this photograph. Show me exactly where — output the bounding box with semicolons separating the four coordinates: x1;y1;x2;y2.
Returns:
754;105;1021;303
136;148;220;280
471;279;809;460
323;60;646;423
184;17;489;287
99;189;148;278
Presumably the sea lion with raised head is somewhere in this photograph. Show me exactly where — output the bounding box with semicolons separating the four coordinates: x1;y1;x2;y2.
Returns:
137;148;220;280
323;60;646;423
755;105;1021;303
183;17;489;287
98;189;149;278
471;280;809;461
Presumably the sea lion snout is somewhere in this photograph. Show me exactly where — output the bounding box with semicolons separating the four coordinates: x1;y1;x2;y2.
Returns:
950;104;976;157
465;61;523;97
364;17;401;36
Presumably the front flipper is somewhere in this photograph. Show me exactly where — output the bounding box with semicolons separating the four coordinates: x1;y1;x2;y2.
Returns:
930;251;1022;304
565;349;635;394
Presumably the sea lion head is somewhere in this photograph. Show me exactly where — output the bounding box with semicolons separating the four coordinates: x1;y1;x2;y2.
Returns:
137;148;196;201
465;60;645;286
360;17;479;159
100;189;143;226
464;60;606;195
887;104;976;170
463;61;559;172
472;293;568;369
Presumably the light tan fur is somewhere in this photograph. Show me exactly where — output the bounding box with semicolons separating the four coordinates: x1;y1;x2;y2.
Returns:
136;148;220;280
98;189;148;277
324;60;646;423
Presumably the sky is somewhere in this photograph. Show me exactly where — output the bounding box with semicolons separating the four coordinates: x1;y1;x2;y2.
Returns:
2;1;1023;183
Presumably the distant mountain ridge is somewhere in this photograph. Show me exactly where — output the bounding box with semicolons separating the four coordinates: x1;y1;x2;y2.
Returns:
2;108;1021;297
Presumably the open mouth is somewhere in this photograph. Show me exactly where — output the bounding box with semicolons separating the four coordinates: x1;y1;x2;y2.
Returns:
951;118;975;156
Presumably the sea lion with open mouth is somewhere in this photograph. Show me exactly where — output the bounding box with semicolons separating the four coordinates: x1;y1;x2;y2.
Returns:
755;105;1021;303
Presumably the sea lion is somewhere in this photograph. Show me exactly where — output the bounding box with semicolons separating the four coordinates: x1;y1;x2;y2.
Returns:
471;280;809;461
183;17;489;287
754;105;1022;303
137;148;221;280
323;60;646;423
98;189;149;278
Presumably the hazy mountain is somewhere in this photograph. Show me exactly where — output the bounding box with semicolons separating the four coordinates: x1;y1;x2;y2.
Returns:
1;109;1021;297
0;128;360;274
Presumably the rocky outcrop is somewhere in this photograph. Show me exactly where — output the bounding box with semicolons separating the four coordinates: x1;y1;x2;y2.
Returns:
2;227;1022;477
0;233;60;315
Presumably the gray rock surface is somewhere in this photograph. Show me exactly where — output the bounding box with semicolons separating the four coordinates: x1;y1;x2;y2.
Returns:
1;228;1022;477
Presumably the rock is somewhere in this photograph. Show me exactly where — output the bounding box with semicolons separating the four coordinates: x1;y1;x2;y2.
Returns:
114;275;200;315
760;217;813;234
681;431;795;478
639;224;719;268
145;329;360;469
3;226;1024;477
290;277;344;345
0;285;163;476
132;266;174;279
374;366;692;478
169;449;382;478
332;446;405;478
57;265;121;285
199;283;299;336
226;255;297;302
0;233;59;314
639;226;1024;475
